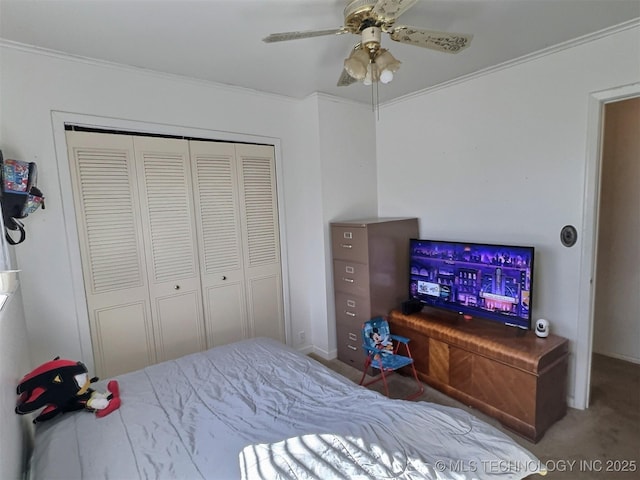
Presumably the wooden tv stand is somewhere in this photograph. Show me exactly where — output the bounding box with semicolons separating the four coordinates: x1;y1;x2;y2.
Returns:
388;308;569;442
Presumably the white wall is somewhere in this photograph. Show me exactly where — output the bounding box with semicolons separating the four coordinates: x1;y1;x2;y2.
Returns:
4;25;636;476
0;290;32;480
376;26;640;409
0;67;33;480
317;95;377;357
0;44;376;376
272;93;378;358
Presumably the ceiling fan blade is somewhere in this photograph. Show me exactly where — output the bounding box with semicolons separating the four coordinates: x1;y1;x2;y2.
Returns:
337;68;358;87
263;28;347;43
389;26;473;53
372;0;419;22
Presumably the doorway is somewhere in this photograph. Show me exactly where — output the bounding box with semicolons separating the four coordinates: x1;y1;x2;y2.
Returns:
578;88;640;409
592;97;640;364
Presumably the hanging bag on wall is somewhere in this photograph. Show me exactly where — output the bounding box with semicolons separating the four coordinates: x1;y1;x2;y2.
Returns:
0;150;45;245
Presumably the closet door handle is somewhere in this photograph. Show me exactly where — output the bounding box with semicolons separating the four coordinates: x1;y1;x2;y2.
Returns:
345;311;356;317
342;278;354;283
174;285;180;290
222;276;227;280
340;244;353;249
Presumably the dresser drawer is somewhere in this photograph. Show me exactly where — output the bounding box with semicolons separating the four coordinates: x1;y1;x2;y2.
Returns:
335;291;371;326
333;260;370;297
336;322;364;367
331;226;368;263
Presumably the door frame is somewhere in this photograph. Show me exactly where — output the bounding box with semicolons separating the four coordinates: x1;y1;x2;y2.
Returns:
575;82;640;409
52;111;291;374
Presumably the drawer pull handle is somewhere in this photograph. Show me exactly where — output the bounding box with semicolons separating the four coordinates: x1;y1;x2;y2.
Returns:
347;345;357;351
345;311;356;317
342;278;354;283
340;244;353;249
348;333;358;341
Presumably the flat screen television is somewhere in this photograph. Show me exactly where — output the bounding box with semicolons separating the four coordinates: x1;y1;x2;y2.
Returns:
409;239;535;329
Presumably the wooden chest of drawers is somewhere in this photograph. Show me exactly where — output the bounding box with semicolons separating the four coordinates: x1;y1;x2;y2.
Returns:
330;218;418;367
388;308;569;442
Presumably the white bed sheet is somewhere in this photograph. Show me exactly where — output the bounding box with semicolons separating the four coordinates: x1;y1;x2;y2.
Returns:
30;337;543;479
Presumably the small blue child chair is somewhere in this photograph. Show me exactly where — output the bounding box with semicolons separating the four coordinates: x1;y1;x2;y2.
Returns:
359;316;424;400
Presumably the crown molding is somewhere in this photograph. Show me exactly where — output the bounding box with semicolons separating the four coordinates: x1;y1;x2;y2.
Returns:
309;91;371;108
2;17;638;110
0;38;301;105
382;18;640;108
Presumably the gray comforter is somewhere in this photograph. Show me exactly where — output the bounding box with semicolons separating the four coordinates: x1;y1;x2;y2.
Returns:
30;338;542;479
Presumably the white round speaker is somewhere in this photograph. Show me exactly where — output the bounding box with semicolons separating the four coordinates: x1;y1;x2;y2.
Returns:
535;319;550;338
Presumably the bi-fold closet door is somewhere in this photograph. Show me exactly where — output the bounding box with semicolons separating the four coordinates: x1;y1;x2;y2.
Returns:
66;131;284;378
189;140;284;348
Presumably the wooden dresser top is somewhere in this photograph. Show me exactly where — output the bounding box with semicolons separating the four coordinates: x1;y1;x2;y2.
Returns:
389;308;569;374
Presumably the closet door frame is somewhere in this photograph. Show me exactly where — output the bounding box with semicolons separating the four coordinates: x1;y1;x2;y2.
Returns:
53;112;291;374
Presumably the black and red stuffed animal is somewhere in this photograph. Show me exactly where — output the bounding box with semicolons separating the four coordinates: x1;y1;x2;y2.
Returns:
15;357;121;423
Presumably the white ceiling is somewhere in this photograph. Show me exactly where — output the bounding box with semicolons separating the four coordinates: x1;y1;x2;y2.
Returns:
1;0;639;105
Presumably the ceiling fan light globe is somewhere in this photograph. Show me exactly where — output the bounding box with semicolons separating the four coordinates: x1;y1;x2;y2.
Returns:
375;49;401;73
344;58;366;80
380;69;394;84
344;48;370;80
363;63;378;85
363;65;372;85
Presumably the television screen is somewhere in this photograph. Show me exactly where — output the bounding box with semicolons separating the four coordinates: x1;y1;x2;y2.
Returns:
409;239;535;329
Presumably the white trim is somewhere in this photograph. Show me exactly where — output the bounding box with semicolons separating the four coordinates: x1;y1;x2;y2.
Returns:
311;346;337;361
1;39;299;105
575;82;640;410
592;350;640;365
310;92;370;108
5;18;637;111
383;19;640;108
51;111;293;373
1;39;366;109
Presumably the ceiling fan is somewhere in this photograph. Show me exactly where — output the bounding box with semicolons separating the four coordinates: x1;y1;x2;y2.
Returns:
263;0;473;87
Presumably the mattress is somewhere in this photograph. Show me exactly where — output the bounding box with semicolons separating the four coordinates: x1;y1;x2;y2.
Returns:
30;337;543;479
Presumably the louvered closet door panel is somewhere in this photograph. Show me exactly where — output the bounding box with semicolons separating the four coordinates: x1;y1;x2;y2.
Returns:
235;144;284;342
66;131;155;378
133;137;206;362
190;141;247;347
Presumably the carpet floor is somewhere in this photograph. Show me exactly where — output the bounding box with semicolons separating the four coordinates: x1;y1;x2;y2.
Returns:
310;352;640;479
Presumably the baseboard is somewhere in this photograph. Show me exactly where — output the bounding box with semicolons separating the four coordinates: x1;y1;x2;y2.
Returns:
593;350;640;365
296;345;313;355
308;346;337;361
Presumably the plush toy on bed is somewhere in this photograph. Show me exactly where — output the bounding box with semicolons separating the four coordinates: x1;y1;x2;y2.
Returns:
15;357;121;423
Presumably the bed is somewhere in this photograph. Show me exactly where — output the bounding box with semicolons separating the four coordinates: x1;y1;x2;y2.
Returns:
30;337;544;479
